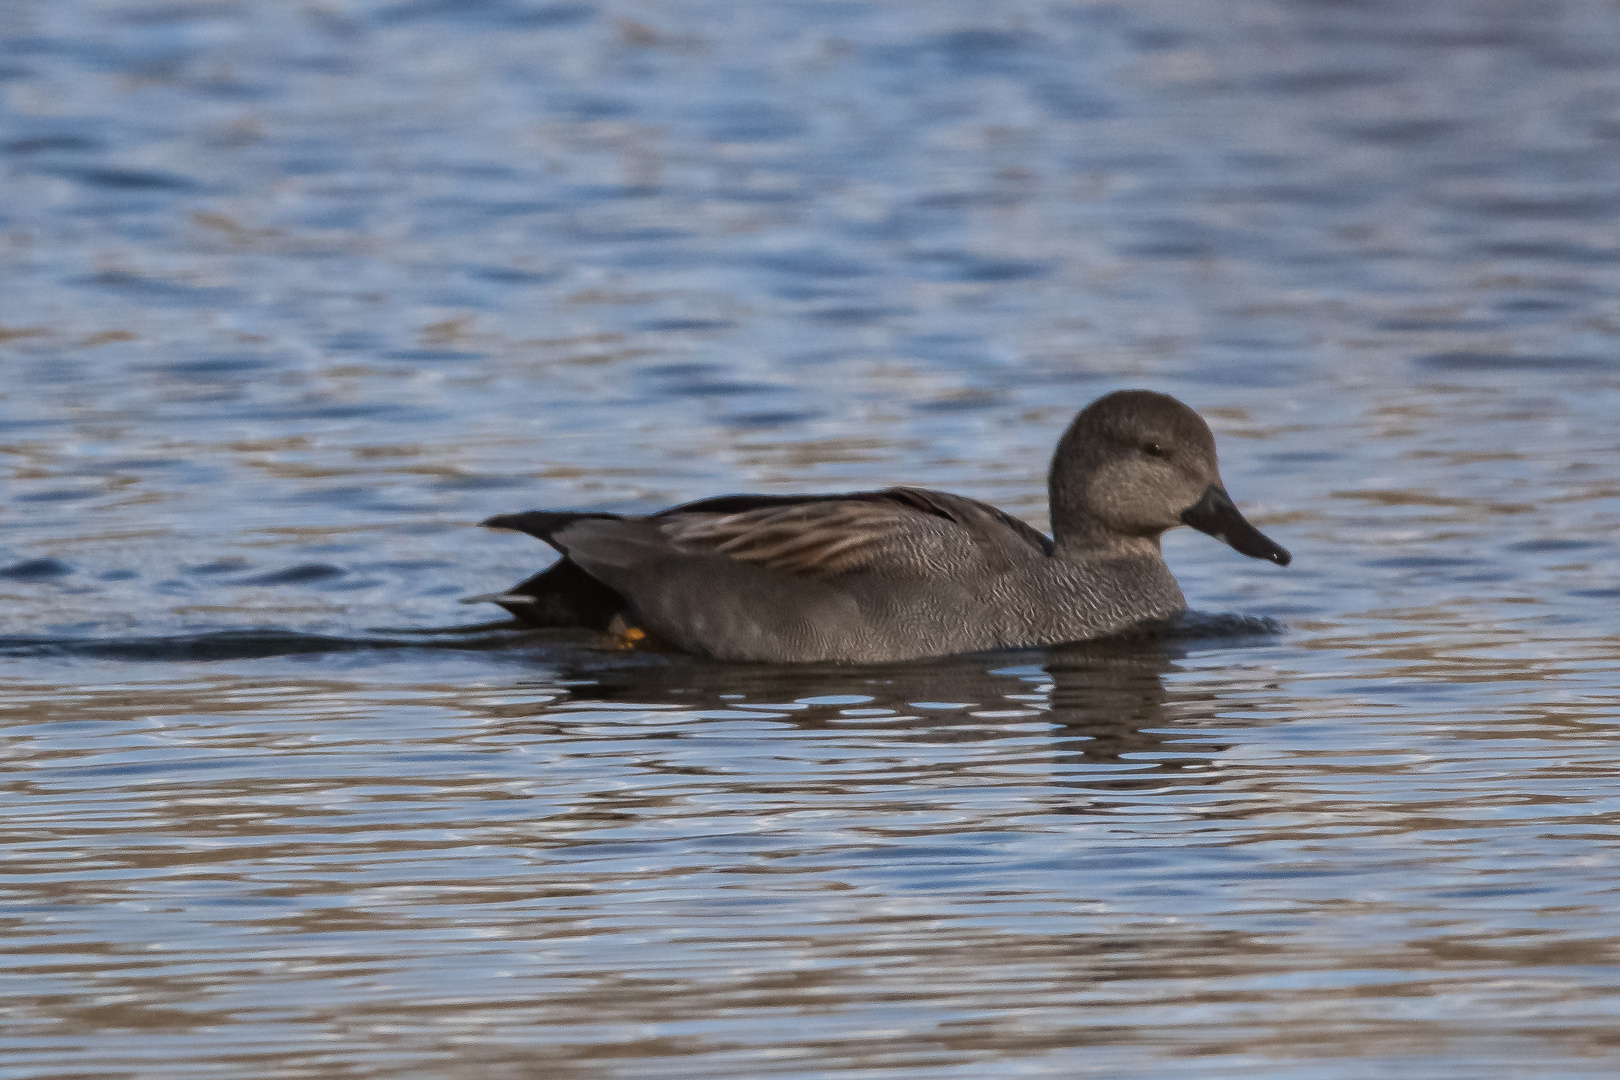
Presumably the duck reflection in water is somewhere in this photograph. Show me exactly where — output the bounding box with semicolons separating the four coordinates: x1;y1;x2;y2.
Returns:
529;630;1254;788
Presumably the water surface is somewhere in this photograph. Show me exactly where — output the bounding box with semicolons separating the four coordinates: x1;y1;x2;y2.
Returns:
5;1;1620;1076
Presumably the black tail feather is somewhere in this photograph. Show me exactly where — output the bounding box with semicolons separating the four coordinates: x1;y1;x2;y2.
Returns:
481;510;620;550
481;511;629;628
494;557;626;630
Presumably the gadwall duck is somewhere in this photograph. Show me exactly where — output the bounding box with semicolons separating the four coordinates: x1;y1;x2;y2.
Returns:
476;389;1289;662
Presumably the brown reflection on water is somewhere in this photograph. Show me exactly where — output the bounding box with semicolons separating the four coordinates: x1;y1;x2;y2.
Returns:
5;629;1620;1076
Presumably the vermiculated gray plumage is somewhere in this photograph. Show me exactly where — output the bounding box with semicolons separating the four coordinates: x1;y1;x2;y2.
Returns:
478;390;1290;662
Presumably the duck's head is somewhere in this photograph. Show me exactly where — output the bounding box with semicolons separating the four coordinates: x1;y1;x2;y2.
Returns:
1048;389;1290;566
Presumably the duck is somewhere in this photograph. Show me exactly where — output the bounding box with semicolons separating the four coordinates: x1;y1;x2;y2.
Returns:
475;389;1290;662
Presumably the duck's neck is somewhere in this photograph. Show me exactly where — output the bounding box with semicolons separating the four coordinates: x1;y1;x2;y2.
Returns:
1049;491;1166;561
1051;524;1165;562
1047;448;1168;561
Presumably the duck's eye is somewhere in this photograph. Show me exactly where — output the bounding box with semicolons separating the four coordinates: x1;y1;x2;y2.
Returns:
1142;442;1167;458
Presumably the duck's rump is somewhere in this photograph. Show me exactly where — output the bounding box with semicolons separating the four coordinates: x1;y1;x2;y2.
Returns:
489;556;627;631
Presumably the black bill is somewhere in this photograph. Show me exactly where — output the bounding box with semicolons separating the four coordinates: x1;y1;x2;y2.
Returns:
1179;485;1291;566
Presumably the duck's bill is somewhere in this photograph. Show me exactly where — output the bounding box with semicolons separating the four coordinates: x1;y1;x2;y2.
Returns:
1180;485;1291;566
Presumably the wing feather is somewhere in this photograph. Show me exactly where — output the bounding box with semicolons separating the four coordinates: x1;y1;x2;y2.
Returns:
656;488;1047;579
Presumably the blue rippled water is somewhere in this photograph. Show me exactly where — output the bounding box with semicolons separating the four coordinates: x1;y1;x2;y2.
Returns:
4;1;1620;1077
